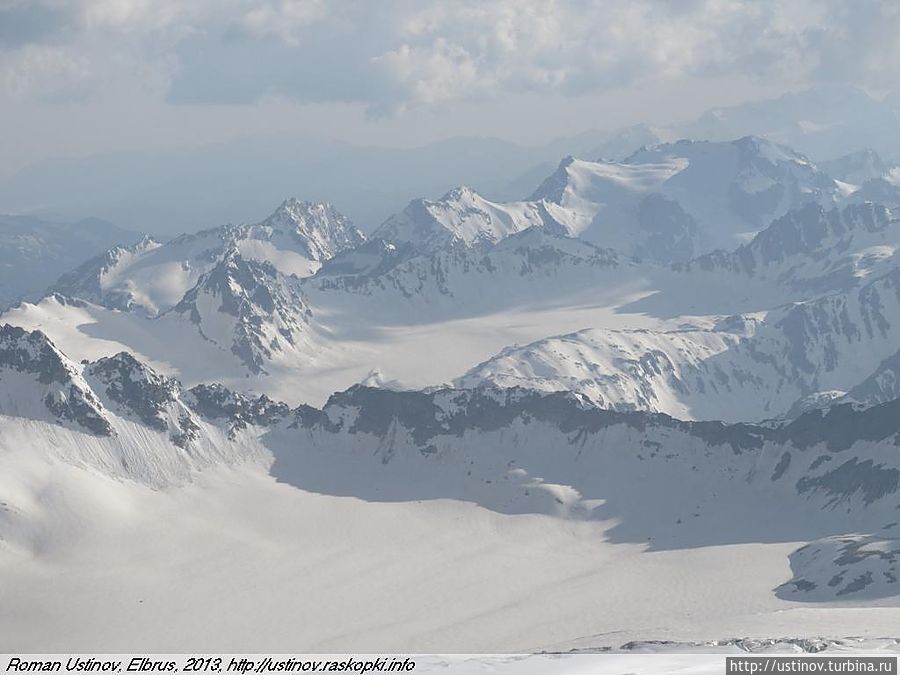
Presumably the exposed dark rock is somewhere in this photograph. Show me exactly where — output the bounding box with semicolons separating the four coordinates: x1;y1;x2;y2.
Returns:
186;383;290;436
86;352;182;432
0;324;112;435
169;250;312;374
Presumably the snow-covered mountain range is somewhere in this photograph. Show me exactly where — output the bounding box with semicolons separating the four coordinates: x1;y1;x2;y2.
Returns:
5;137;900;411
4;133;900;651
364;136;848;265
52;199;363;316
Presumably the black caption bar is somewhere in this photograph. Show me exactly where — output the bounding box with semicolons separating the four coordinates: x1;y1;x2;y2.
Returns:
726;657;897;674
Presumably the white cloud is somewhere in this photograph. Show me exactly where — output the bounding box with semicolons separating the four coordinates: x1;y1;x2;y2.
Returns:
373;39;482;108
79;0;186;31
372;1;812;104
0;0;898;110
236;0;328;45
1;43;92;100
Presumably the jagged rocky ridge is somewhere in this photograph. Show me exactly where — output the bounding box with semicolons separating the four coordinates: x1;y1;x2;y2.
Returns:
6;329;900;504
184;383;291;437
311;226;621;304
0;325;290;442
0;324;110;435
85;352;200;447
4;332;900;600
168;249;314;374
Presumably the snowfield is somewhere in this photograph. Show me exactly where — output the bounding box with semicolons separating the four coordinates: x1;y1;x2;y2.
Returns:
2;409;900;653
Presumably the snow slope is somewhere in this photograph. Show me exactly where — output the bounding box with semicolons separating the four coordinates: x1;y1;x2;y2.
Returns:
532;155;696;260
459;264;900;421
372;185;567;253
0;324;109;434
2;274;663;407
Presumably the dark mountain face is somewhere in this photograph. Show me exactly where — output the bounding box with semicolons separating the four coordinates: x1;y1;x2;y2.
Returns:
0;324;111;435
169;251;313;374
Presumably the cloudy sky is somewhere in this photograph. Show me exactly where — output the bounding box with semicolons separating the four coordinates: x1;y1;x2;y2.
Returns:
2;0;899;176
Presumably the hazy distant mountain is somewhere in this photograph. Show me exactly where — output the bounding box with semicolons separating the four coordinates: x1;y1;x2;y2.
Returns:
821;149;891;185
498;124;666;200
24;136;887;400
0;214;138;310
0;131;657;237
2;85;896;238
678;85;900;162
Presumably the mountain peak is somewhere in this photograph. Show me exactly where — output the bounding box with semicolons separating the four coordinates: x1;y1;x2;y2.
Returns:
529;156;587;203
732;135;813;165
439;185;479;202
170;252;314;375
84;352;200;445
822;148;890;185
372;185;563;253
258;198;365;261
267;198;332;223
